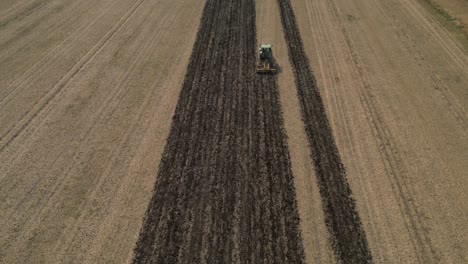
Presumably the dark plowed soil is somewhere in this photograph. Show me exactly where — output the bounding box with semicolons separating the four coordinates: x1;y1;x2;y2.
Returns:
132;0;304;262
277;0;372;262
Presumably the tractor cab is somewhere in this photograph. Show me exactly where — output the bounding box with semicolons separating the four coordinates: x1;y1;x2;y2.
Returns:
257;44;277;74
259;44;273;60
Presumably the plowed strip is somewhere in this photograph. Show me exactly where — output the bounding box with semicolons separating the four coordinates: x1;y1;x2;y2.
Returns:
276;0;372;262
132;0;304;262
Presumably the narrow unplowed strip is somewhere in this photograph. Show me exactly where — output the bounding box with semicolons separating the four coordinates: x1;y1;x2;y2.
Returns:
132;0;304;262
276;0;372;262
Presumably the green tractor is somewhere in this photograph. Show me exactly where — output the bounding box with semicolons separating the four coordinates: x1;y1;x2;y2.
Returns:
256;44;277;74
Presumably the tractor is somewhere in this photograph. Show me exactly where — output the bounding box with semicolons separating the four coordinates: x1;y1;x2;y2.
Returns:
256;44;277;74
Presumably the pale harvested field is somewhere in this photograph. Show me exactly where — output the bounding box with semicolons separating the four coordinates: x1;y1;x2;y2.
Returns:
291;0;468;262
1;0;467;263
0;0;204;262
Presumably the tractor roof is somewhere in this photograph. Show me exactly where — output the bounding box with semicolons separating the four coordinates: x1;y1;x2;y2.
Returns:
260;44;272;49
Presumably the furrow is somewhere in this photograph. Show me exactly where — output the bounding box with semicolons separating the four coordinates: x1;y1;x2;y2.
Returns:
132;0;304;262
276;0;372;262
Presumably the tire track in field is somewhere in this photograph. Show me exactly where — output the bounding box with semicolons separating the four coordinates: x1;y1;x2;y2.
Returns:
332;0;443;261
0;2;159;255
372;0;468;134
52;2;187;259
0;0;146;152
0;3;148;245
0;0;116;107
133;0;304;262
0;0;43;29
0;0;143;175
276;0;372;262
403;0;468;71
0;0;77;54
0;0;42;22
0;0;171;236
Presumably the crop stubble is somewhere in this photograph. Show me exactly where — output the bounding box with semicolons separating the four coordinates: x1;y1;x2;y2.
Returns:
133;0;304;262
276;0;372;262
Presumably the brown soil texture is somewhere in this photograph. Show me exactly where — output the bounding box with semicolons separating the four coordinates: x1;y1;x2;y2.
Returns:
276;0;371;262
132;0;304;262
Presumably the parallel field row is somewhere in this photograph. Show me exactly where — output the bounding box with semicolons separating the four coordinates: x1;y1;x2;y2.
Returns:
133;0;304;262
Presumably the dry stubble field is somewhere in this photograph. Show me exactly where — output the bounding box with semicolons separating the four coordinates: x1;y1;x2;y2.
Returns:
0;0;205;262
0;0;467;263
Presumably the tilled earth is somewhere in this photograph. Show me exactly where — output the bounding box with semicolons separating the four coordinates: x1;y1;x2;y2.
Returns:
133;0;304;262
276;0;371;261
1;0;467;263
